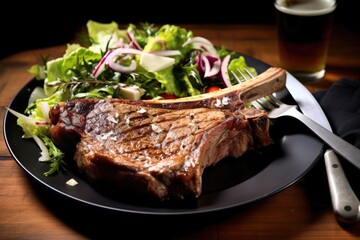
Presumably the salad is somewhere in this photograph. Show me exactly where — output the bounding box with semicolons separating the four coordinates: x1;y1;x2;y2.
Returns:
9;20;258;176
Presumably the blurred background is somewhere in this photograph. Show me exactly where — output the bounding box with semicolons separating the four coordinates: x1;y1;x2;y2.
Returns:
1;0;358;59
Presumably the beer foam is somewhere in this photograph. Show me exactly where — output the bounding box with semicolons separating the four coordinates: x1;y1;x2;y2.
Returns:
275;0;336;16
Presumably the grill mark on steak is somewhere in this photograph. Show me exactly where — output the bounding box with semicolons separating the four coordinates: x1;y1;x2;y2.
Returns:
49;99;269;201
84;102;248;157
48;67;286;201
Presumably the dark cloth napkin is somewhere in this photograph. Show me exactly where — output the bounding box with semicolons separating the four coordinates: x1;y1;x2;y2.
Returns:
313;78;360;149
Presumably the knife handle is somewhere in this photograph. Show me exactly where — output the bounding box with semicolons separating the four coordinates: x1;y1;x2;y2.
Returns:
324;149;360;224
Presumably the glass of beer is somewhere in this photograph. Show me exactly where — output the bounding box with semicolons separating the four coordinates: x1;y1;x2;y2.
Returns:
275;0;337;82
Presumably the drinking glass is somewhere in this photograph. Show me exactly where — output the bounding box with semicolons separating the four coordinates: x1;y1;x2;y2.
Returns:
275;0;337;83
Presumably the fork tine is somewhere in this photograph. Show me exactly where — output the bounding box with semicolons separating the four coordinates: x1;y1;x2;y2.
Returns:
230;70;244;83
256;97;276;111
243;67;255;78
267;94;281;107
231;67;255;83
251;99;265;110
237;69;248;81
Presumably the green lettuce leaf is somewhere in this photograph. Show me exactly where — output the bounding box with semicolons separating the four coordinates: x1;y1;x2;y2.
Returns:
28;64;46;80
44;47;102;96
153;67;182;96
86;20;127;52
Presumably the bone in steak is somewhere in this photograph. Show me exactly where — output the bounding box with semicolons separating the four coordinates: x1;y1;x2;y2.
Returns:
49;67;286;201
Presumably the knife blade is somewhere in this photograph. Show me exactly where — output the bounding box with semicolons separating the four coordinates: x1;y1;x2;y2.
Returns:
281;71;360;224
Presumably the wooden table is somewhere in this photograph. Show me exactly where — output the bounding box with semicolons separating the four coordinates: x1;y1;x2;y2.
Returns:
1;24;360;240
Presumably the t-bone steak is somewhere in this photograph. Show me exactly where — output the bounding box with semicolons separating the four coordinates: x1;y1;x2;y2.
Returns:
49;67;286;201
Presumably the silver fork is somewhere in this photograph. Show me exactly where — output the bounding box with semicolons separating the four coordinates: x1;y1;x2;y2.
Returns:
255;92;360;170
233;68;360;224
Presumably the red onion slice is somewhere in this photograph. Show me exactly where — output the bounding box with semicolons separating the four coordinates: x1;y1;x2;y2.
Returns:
182;36;218;56
201;56;211;77
204;57;221;78
195;51;204;74
92;50;113;78
127;32;142;50
109;48;143;56
93;48;143;76
198;54;221;78
220;55;232;87
182;36;213;48
108;59;137;73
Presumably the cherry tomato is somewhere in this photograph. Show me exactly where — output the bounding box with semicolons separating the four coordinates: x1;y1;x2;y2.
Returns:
159;93;177;99
205;86;222;93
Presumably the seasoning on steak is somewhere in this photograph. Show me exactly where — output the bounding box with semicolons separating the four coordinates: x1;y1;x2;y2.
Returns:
49;67;286;201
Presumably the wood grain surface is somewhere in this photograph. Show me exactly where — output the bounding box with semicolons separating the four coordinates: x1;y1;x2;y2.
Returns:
1;24;359;240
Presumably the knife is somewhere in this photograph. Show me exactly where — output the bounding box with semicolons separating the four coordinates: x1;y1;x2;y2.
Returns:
282;72;360;224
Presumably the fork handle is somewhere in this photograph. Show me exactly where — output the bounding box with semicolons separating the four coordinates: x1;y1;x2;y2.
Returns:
324;149;360;224
291;110;360;170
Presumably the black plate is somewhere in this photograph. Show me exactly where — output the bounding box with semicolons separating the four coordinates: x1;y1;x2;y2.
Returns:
3;55;324;215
